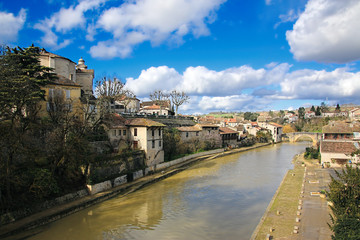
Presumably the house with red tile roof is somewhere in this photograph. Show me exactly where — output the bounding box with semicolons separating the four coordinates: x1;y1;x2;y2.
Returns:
103;114;166;166
176;123;221;148
219;127;239;148
349;108;360;120
320;121;360;167
258;122;283;143
176;126;201;140
139;102;173;116
224;118;239;127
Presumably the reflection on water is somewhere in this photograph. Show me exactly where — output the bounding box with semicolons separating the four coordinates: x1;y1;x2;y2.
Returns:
26;143;307;240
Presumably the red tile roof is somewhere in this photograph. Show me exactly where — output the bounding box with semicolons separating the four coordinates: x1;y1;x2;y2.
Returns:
176;126;201;132
196;123;219;128
323;121;360;133
219;127;239;134
226;118;237;123
143;104;161;110
126;118;165;127
321;141;358;154
269;122;283;128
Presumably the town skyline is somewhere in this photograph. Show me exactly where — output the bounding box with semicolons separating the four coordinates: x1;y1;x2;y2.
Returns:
1;0;360;114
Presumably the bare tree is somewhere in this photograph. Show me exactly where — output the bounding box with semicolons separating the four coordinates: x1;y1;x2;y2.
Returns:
149;90;170;115
95;77;125;100
116;90;137;113
95;76;136;113
170;90;189;116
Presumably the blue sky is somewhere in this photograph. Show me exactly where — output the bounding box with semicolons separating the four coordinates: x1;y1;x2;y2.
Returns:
1;0;360;114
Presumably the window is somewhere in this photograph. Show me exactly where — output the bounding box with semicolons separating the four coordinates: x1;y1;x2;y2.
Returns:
118;130;121;136
133;141;138;149
123;130;126;136
113;130;117;136
134;128;137;136
48;89;54;99
196;132;199;136
65;90;70;99
186;132;189;138
70;74;73;81
152;140;155;148
152;129;155;136
159;140;161;147
159;129;161;136
46;102;53;111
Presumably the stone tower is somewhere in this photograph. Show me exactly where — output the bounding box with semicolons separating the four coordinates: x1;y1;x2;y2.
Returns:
76;57;94;96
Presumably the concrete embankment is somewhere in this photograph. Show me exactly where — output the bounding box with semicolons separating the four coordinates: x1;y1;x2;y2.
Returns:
0;143;270;239
251;154;333;240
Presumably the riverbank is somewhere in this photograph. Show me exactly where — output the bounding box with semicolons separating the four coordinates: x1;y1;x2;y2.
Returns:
251;154;333;240
0;142;270;239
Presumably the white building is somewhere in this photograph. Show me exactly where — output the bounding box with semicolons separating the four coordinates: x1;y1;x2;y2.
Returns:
258;122;283;143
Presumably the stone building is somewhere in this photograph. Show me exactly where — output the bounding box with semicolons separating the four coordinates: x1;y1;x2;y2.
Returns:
320;121;360;167
258;122;283;143
219;127;239;148
38;50;94;118
104;114;165;167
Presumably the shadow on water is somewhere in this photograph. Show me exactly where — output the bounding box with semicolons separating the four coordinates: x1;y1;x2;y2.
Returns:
15;142;309;240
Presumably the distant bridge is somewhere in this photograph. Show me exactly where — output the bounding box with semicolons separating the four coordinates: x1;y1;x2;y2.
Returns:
284;132;322;145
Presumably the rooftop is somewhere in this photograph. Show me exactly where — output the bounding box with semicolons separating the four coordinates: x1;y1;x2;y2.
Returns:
176;126;201;132
219;127;239;134
321;141;358;154
126;118;165;127
323;121;360;133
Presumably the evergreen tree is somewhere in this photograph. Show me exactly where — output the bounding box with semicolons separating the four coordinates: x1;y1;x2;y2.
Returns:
310;105;316;112
0;45;56;210
315;106;322;116
328;165;360;239
298;107;305;119
0;45;55;122
335;104;341;112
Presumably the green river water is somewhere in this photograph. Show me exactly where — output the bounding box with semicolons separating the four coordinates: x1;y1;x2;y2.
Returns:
23;142;309;240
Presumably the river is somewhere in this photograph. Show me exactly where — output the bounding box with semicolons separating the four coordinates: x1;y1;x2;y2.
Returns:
25;143;308;240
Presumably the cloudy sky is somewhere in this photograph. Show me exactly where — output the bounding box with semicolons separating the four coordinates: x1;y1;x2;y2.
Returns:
1;0;360;114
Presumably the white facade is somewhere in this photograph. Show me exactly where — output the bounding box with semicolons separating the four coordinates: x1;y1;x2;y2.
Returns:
258;122;283;143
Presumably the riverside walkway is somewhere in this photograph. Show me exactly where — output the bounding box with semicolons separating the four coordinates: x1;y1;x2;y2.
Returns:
299;165;334;239
252;155;333;240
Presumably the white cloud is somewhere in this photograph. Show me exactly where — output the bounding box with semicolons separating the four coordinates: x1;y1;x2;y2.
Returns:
278;67;360;101
125;63;360;113
125;66;183;96
35;0;106;49
274;9;299;29
179;66;267;96
90;0;225;58
0;9;26;43
198;95;254;111
265;0;272;6
286;0;360;63
124;64;290;98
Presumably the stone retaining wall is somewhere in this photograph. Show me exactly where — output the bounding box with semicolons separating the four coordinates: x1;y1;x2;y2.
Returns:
1;189;89;225
152;148;225;172
114;175;127;187
87;181;112;195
